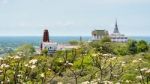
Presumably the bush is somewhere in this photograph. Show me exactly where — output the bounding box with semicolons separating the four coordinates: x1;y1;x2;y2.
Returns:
112;43;129;55
69;40;79;45
16;44;35;56
128;40;137;54
137;40;149;52
100;36;111;43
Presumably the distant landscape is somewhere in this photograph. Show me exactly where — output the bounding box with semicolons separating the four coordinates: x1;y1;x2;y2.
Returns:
0;0;150;83
0;36;150;56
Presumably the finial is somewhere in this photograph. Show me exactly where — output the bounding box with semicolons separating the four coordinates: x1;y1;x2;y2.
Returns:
113;19;119;33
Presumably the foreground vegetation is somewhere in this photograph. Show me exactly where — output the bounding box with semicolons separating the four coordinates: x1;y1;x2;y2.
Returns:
0;38;150;84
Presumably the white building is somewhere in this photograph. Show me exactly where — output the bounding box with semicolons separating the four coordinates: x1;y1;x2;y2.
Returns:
110;21;128;42
41;42;58;54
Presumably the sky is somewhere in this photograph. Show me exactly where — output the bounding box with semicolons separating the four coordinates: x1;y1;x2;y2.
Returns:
0;0;150;36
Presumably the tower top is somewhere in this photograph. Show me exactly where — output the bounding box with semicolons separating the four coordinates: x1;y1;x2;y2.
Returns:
113;20;120;33
43;29;50;42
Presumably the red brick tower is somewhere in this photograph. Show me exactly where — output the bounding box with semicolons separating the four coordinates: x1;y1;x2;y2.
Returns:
41;29;50;50
43;29;50;42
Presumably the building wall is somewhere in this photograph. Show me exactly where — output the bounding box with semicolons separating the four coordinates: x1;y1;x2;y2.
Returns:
41;42;58;54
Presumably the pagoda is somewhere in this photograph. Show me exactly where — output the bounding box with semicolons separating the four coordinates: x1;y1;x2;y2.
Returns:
113;20;120;33
110;20;128;42
40;29;57;54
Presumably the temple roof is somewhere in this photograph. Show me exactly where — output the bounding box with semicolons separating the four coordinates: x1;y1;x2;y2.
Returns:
92;30;108;36
113;20;120;33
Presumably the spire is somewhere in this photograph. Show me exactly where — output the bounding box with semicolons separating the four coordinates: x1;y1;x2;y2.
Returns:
113;20;119;33
43;29;50;42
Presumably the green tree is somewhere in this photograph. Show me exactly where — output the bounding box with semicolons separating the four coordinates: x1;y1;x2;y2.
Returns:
112;43;129;55
41;49;48;56
69;40;79;45
137;40;149;52
101;42;113;54
16;44;35;56
100;36;111;43
128;40;137;54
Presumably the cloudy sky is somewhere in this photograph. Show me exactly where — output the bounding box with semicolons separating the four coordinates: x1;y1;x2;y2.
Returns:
0;0;150;36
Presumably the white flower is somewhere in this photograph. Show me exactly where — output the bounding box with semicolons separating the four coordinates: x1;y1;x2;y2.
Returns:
103;54;112;57
136;75;143;80
7;78;10;82
122;61;126;64
0;57;3;60
68;63;73;66
57;82;63;84
17;52;23;56
103;81;113;84
14;55;21;59
110;57;117;60
5;65;9;68
138;58;142;61
29;59;38;64
9;56;14;59
0;70;3;73
1;64;9;68
64;61;73;66
24;64;29;67
48;68;51;71
81;81;90;84
140;68;148;72
115;82;121;84
92;54;97;57
121;64;125;67
91;80;97;84
17;74;22;77
132;60;139;63
145;69;150;74
125;80;130;83
30;65;36;69
113;75;119;77
40;73;45;78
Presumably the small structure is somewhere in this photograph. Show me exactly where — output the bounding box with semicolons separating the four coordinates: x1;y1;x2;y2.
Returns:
92;30;109;41
40;29;57;54
110;20;128;42
40;29;80;55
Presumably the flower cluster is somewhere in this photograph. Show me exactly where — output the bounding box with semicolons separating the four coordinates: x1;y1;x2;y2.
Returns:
64;61;73;67
40;73;45;78
0;64;10;68
132;58;143;63
24;59;38;69
14;55;21;60
136;75;143;80
29;59;38;64
103;54;112;57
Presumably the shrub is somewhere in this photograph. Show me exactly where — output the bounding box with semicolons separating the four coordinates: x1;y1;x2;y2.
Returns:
137;40;149;52
128;40;137;54
69;40;79;45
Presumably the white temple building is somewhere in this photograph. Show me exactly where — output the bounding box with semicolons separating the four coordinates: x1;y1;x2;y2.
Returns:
110;21;128;42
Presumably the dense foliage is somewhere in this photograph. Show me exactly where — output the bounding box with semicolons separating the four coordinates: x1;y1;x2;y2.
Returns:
69;40;79;45
0;40;150;84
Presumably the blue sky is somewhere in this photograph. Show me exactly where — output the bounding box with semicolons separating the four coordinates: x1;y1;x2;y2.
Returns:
0;0;150;36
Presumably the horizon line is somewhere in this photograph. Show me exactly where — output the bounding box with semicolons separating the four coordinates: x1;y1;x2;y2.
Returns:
0;35;150;37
